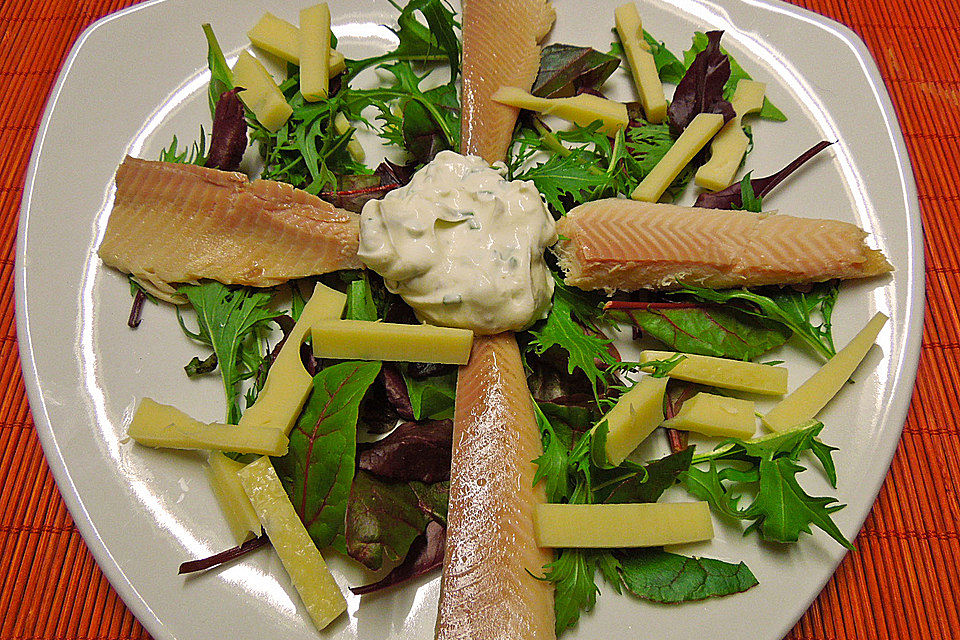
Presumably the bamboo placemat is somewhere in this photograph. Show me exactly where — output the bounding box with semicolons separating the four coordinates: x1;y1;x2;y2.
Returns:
1;0;956;638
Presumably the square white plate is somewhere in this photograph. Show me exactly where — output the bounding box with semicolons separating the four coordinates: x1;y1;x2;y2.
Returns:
15;0;923;638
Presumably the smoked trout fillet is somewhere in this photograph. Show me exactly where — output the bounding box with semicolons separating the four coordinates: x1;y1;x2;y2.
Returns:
436;1;557;636
555;198;893;291
460;0;555;164
436;333;555;640
98;157;362;301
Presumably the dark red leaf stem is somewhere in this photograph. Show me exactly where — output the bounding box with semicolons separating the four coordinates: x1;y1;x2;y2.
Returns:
178;534;269;574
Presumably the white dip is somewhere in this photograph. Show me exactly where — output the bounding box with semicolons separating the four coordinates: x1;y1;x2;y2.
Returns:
357;150;557;334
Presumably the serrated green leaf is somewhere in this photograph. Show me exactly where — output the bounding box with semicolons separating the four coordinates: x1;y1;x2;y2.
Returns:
743;455;851;548
177;282;278;424
529;281;616;398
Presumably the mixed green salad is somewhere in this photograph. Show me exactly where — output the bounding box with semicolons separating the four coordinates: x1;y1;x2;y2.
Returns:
134;0;858;634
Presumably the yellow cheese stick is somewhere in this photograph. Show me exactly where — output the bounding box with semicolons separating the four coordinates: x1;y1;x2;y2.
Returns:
232;50;293;132
598;375;667;465
662;392;757;439
632;112;725;202
695;80;766;191
640;350;788;396
536;502;714;548
238;457;346;631
299;3;331;101
614;3;666;123
334;112;365;162
763;312;888;431
311;320;473;364
206;452;262;544
491;86;628;136
128;398;288;456
247;12;345;75
238;283;346;436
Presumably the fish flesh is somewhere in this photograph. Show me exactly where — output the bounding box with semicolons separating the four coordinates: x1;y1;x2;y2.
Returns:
436;333;555;640
554;198;893;291
98;157;362;302
436;0;557;637
460;0;556;164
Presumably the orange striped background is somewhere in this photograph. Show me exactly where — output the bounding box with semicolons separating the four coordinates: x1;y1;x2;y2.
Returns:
0;0;957;638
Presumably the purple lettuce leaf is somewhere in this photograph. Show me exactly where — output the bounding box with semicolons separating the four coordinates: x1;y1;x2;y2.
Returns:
345;470;435;571
667;31;735;134
532;44;621;99
204;88;247;171
358;419;453;484
694;140;833;209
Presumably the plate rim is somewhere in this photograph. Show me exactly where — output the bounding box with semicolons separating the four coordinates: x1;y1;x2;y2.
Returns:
13;0;925;638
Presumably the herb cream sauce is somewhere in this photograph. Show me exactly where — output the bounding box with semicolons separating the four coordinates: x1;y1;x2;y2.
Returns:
358;151;556;334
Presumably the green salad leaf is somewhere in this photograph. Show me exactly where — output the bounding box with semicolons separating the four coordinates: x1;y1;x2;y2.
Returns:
528;280;618;398
606;303;791;360
275;361;381;550
403;365;457;420
202;23;233;118
176;282;278;424
617;549;758;602
678;282;839;360
682;420;851;548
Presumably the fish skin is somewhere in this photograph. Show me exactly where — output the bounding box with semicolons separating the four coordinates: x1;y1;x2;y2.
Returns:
555;198;893;292
436;333;555;640
98;157;362;301
460;0;556;163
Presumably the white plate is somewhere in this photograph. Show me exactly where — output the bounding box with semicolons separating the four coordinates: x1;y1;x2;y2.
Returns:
15;0;923;638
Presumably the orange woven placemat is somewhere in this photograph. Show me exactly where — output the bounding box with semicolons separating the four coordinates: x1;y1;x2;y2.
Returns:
1;0;956;638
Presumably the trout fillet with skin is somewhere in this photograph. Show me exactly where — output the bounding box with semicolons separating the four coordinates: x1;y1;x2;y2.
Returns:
98;157;362;302
436;0;557;638
555;198;893;292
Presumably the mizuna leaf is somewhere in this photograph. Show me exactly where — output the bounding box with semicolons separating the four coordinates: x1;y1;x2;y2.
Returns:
532;44;621;98
542;548;619;634
617;549;758;603
529;280;617;398
682;421;852;548
176;282;278;424
516;151;610;215
273;361;381;550
667;30;735;134
742;455;850;548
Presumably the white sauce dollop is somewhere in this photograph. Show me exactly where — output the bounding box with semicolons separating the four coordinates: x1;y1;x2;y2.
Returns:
358;151;557;334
